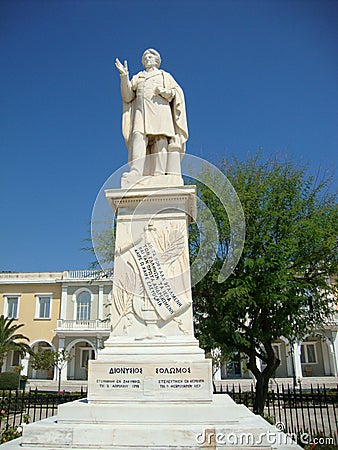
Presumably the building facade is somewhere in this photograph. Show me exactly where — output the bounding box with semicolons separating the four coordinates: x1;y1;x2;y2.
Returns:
0;271;337;382
214;323;338;381
0;271;111;382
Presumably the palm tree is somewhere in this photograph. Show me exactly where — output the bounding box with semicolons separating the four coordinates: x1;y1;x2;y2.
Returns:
0;315;31;373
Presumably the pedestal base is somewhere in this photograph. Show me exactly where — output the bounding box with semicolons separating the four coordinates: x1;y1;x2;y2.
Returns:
88;338;212;403
1;395;300;449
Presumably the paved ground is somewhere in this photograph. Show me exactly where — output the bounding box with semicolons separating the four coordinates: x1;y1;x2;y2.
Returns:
26;376;338;393
26;379;88;392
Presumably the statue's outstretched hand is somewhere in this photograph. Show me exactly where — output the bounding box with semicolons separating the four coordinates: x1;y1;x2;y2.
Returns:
115;58;128;76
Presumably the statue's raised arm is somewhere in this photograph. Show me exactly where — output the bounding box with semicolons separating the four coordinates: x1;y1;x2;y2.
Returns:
115;49;188;186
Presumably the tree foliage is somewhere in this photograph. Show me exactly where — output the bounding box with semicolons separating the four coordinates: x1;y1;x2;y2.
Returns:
0;315;32;373
191;153;338;414
31;348;73;392
30;349;55;372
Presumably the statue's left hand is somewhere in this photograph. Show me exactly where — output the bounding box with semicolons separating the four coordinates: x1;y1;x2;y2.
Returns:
155;86;173;100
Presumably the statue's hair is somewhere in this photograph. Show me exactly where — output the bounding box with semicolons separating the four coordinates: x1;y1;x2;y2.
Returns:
142;49;161;68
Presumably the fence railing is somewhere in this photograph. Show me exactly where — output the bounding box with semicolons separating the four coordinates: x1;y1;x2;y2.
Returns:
214;383;338;446
0;388;87;433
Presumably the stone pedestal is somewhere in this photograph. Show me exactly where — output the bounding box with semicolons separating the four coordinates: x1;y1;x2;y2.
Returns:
88;182;213;405
1;180;300;449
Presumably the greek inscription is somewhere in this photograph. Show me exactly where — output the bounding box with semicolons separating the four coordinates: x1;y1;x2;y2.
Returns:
109;367;143;374
96;378;141;390
132;242;186;320
157;378;205;389
155;367;191;374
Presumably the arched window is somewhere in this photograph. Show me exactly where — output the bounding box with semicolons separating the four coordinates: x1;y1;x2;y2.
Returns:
76;291;91;321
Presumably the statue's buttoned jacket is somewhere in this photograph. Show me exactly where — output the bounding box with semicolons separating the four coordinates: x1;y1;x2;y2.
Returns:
125;69;176;137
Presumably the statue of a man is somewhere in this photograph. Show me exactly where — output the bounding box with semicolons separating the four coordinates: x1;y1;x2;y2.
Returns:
115;49;188;182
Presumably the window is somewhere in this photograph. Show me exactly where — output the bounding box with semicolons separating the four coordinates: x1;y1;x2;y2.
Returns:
35;295;52;319
272;344;282;363
11;350;21;367
76;291;91;321
3;296;20;319
301;343;317;364
39;297;50;318
80;348;95;368
8;298;18;318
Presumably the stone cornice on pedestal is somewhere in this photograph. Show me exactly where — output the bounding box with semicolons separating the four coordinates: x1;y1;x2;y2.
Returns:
105;184;197;223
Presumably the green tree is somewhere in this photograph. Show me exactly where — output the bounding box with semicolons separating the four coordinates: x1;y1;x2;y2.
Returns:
0;315;32;372
30;348;73;392
191;153;338;414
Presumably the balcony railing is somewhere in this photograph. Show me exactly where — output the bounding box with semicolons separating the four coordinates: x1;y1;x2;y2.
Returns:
62;270;113;280
63;270;101;279
56;319;110;331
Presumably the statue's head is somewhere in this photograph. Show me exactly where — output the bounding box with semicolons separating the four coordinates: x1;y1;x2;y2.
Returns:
142;49;161;69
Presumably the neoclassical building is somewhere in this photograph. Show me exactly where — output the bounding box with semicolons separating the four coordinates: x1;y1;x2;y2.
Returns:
0;271;337;382
213;330;338;382
213;322;338;381
0;271;111;382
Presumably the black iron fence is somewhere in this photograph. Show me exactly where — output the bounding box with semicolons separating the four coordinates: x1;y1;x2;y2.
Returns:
0;388;87;435
214;383;338;447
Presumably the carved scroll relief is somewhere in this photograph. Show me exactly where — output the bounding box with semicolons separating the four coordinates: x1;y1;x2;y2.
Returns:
131;241;189;321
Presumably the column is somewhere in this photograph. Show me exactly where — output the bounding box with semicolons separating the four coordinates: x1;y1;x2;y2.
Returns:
98;284;104;320
292;342;303;381
330;332;338;376
213;367;222;381
321;339;331;376
285;342;293;377
31;345;38;379
58;338;68;381
96;335;103;353
60;285;68;320
21;352;30;377
68;346;76;380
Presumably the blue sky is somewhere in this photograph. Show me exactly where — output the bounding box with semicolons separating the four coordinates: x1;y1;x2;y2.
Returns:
1;0;337;272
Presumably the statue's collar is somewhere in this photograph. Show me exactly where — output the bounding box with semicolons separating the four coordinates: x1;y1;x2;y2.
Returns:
141;68;162;79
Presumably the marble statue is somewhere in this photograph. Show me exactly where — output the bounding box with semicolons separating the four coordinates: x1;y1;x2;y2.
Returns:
115;49;188;181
